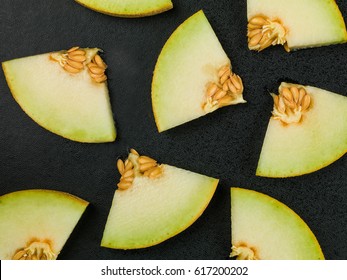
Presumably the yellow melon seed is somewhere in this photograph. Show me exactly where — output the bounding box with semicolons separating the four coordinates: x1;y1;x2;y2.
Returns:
67;46;80;53
68;54;86;63
249;16;268;26
130;149;139;156
66;59;84;70
63;63;80;74
117;159;125;175
140;162;158;172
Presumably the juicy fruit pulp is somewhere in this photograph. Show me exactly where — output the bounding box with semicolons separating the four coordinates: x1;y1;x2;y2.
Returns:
257;82;347;177
152;10;246;132
75;0;173;18
231;188;324;260
247;0;347;51
0;189;88;260
2;47;116;143
101;149;219;249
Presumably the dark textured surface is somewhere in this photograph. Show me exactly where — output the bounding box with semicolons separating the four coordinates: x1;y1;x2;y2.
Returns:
0;0;346;260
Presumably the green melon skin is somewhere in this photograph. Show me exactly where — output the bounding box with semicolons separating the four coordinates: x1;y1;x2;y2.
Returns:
152;10;243;132
2;48;116;143
247;0;347;50
101;164;218;249
231;188;324;260
257;83;347;178
75;0;173;17
0;189;88;260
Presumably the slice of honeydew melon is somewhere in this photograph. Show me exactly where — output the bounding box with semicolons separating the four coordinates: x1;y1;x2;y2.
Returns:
2;47;116;143
231;188;324;260
75;0;173;18
101;149;219;249
152;10;246;132
0;189;88;260
256;82;347;177
247;0;347;51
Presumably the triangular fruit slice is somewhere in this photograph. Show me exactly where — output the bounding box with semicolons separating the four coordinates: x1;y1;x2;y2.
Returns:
0;189;88;260
152;10;246;132
231;188;324;260
75;0;173;17
101;149;219;249
2;47;116;143
256;82;347;177
247;0;347;51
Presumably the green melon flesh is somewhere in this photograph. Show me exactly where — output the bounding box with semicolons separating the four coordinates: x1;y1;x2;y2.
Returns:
247;0;347;50
75;0;173;17
231;188;324;260
257;82;347;177
152;10;245;132
2;48;116;143
101;161;218;249
0;189;88;260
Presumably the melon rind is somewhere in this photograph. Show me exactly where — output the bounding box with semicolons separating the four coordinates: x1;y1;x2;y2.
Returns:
101;164;218;249
0;189;88;260
152;10;231;132
256;83;347;177
231;187;324;260
247;0;347;50
75;0;173;18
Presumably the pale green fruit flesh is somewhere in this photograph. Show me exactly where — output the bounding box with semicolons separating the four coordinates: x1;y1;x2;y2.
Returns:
101;156;218;249
75;0;173;17
231;188;324;260
152;10;245;132
247;0;347;50
257;82;347;177
2;48;116;143
0;189;88;260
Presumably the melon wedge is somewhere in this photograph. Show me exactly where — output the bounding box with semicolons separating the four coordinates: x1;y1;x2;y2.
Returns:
231;188;324;260
152;10;246;132
0;189;88;260
2;47;116;143
247;0;347;51
101;149;218;249
75;0;173;18
256;82;347;177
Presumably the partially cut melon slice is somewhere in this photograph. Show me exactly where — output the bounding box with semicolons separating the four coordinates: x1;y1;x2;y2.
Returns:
152;10;246;132
0;189;88;260
231;188;324;260
256;82;347;177
247;0;347;51
101;149;218;249
2;47;116;143
75;0;173;18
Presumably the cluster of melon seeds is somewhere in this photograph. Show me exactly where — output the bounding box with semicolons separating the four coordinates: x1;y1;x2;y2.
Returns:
271;86;311;124
50;46;87;73
87;54;107;83
203;65;244;112
247;15;288;52
230;244;258;260
12;240;56;260
116;149;163;190
49;46;107;83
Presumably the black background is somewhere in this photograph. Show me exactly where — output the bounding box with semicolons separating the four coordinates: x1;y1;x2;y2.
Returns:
0;0;346;260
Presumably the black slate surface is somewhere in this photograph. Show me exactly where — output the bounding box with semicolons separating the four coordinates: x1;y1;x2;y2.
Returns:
0;0;346;260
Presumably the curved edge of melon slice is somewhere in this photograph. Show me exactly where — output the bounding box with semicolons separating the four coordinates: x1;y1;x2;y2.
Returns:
101;150;219;249
231;187;324;260
2;48;116;143
256;82;347;178
0;189;89;260
75;0;173;18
